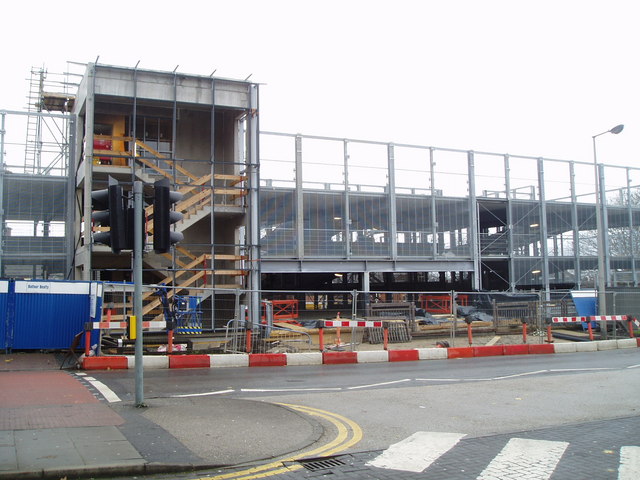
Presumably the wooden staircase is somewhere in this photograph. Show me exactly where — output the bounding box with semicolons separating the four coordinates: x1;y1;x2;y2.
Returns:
92;136;250;322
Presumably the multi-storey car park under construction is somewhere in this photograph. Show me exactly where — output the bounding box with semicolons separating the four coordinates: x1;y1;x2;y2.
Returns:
1;62;640;333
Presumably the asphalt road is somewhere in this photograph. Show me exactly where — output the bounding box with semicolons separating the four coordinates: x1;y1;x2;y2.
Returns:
92;349;640;479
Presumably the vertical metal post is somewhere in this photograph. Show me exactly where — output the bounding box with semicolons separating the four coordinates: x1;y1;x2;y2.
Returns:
343;139;351;258
295;135;304;259
504;154;516;291
599;165;611;288
467;151;481;289
350;289;358;351
133;181;145;407
626;168;637;286
65;115;76;279
593;137;606;315
537;158;550;300
210;77;217;328
387;143;397;260
430;148;437;259
569;161;581;289
248;85;261;328
83;64;96;280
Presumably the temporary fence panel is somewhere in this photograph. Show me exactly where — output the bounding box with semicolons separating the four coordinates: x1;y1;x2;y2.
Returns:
492;301;538;332
366;302;417;333
2;280;103;350
224;319;313;354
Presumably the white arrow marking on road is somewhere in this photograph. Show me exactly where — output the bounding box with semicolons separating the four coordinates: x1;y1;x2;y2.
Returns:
477;438;568;480
619;446;640;480
366;431;465;473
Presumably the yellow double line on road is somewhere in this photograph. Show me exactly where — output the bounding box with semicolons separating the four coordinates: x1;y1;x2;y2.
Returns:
200;403;363;480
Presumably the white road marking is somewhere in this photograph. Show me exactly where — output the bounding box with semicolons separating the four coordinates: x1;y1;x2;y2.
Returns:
347;379;411;390
492;370;549;380
549;368;613;372
415;378;491;382
240;387;343;392
366;431;465;473
626;364;640;369
477;438;568;480
172;389;235;397
86;379;121;403
619;446;640;480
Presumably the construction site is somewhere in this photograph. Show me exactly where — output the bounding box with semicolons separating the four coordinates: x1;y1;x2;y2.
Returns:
1;62;640;355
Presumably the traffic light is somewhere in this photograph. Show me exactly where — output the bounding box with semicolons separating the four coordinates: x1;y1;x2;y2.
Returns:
91;176;126;254
153;178;184;253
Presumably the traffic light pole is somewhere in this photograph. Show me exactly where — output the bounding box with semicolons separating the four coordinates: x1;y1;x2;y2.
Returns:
133;181;145;407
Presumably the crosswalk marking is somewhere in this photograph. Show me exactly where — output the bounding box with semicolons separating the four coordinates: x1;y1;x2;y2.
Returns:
477;438;568;480
367;431;639;477
619;446;640;480
366;431;465;473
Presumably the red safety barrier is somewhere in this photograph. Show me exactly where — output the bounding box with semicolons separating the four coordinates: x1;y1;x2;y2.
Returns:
262;299;299;322
447;347;474;359
83;356;128;370
249;353;287;367
473;345;504;357
323;351;358;364
528;344;555;354
503;344;529;355
169;355;211;369
388;349;420;362
419;294;469;314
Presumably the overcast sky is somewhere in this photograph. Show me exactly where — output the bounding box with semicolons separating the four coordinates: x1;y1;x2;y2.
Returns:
2;0;638;168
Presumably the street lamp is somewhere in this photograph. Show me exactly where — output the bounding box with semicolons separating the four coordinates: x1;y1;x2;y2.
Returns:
592;124;624;315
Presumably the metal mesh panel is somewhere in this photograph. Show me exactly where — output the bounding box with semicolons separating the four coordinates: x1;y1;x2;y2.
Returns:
1;110;72;279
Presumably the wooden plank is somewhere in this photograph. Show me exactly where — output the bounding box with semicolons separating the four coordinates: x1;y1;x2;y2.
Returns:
213;254;248;261
208;270;247;276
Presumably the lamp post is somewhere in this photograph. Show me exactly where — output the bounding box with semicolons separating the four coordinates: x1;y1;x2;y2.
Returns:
592;124;624;315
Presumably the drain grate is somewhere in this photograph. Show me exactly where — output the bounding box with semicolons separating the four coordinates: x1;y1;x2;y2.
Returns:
298;456;347;472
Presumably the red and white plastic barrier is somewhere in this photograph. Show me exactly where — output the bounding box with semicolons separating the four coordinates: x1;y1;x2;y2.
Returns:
552;315;634;341
552;315;627;322
552;316;587;323
588;315;627;321
323;320;383;328
91;321;167;329
82;337;640;370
